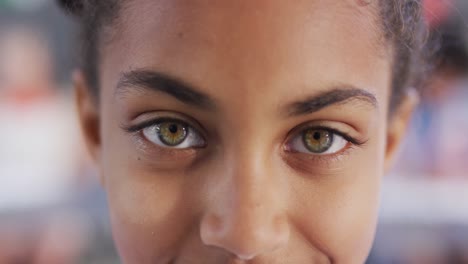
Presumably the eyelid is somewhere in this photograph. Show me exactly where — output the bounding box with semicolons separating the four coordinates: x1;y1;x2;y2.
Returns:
311;126;365;146
281;124;368;172
122;117;208;157
286;124;366;147
123;117;189;133
121;111;208;138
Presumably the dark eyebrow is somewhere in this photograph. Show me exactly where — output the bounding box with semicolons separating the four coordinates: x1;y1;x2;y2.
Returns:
286;87;378;116
116;70;216;110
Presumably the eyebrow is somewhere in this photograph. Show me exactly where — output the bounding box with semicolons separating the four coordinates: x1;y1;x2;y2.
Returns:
285;87;378;116
116;70;377;116
116;70;216;110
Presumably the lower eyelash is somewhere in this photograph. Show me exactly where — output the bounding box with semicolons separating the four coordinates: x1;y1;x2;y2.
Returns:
285;143;359;171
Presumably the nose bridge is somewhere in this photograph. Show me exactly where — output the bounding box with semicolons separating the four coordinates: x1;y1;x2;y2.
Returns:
229;148;277;226
225;131;284;220
200;137;289;258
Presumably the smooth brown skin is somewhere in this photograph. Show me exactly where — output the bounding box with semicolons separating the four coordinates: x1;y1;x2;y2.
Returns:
76;0;417;263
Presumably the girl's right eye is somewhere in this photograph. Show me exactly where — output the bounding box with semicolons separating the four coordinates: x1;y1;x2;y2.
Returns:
141;119;206;149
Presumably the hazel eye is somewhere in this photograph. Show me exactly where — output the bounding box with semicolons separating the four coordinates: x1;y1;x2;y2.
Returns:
288;128;349;155
142;120;205;149
158;122;187;146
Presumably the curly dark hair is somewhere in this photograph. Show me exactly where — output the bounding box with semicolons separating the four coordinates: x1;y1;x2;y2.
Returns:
58;0;429;112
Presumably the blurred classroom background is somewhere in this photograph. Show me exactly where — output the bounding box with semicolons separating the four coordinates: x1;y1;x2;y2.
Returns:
0;0;467;263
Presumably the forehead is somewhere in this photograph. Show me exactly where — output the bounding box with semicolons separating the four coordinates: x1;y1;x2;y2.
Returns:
102;0;391;109
113;0;384;56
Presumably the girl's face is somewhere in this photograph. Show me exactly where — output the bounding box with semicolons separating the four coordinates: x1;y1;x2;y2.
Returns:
77;0;415;263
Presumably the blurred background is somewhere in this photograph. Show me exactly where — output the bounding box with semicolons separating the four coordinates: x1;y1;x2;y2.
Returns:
0;0;467;263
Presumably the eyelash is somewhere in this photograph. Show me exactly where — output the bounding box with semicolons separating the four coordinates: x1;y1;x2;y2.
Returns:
123;118;179;133
300;126;365;146
122;118;366;160
284;125;366;157
122;117;207;150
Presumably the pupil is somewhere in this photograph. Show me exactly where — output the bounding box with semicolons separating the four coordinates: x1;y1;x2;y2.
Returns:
313;132;321;141
169;124;178;134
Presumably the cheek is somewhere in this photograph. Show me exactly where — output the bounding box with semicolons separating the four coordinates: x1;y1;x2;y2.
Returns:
100;126;196;263
291;135;385;263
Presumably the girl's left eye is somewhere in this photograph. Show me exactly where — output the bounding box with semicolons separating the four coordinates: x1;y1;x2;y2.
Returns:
142;120;206;149
287;128;349;155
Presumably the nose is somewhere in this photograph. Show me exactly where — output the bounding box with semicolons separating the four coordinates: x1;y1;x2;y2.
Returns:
200;154;290;259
